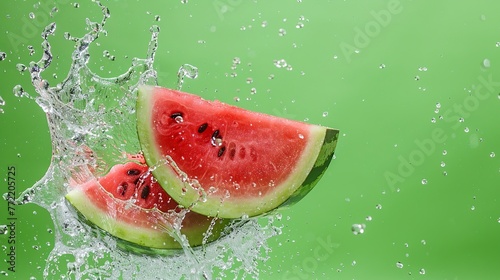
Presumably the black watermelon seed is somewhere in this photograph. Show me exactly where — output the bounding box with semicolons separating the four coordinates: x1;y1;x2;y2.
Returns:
198;122;208;133
127;169;141;176
141;185;150;199
212;129;220;139
170;112;183;119
218;146;226;157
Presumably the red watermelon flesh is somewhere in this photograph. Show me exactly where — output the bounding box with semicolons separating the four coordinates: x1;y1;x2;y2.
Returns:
137;86;339;218
65;155;229;250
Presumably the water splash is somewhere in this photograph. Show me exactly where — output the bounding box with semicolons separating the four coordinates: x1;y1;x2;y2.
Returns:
11;1;279;279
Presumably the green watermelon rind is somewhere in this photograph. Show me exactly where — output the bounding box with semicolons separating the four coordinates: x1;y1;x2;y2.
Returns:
136;85;339;218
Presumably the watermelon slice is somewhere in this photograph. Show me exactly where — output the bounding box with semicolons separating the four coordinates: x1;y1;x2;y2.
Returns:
136;86;339;218
65;155;229;251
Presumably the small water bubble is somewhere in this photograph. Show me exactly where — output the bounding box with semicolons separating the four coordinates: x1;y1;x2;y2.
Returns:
496;42;500;47
29;12;35;19
274;59;288;68
365;216;372;221
0;225;7;235
351;224;365;235
375;204;382;210
436;102;441;108
418;66;428;71
50;6;58;17
28;45;35;56
181;0;188;3
459;117;465;123
379;64;386;69
419;268;426;275
431;117;436;123
13;85;27;98
421;239;427;245
483;58;491;68
0;271;8;276
155;15;161;21
490;152;496;158
298;133;304;139
295;22;304;28
442;149;448;155
440;161;446;167
234;97;240;102
464;127;470;133
322;111;329;117
421;179;428;185
16;63;27;72
471;205;475;211
246;77;253;84
278;28;287;36
32;245;40;250
396;261;404;269
0;52;6;61
250;88;257;95
415;75;420;81
286;64;293;71
261;21;268;27
74;3;80;8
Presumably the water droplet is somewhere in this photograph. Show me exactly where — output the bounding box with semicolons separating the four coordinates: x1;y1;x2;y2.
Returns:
496;42;500;47
274;59;288;68
419;268;426;275
375;204;382;210
442;149;448;155
29;12;35;19
74;3;80;8
436;102;441;108
261;21;268;27
471;205;475;211
33;211;37;215
13;85;27;98
464;127;469;133
0;225;7;235
181;0;188;3
0;52;6;61
278;28;287;36
295;22;304;28
483;58;491;68
351;260;357;266
459;117;465;123
351;224;365;235
421;239;427;245
174;115;184;123
497;217;500;223
298;133;304;139
365;216;372;221
28;45;35;56
177;64;198;90
0;271;8;276
246;77;253;84
421;179;428;185
250;88;257;95
379;64;386;69
396;261;404;269
431;117;436;123
490;152;496;158
415;75;420;81
234;97;240;102
16;63;27;72
440;161;446;167
155;15;161;21
333;55;338;60
418;66;428;71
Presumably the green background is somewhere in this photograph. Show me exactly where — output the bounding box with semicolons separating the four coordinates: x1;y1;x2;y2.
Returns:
1;0;500;279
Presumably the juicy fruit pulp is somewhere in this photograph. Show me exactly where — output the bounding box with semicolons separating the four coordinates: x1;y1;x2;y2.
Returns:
65;155;229;250
137;86;339;218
